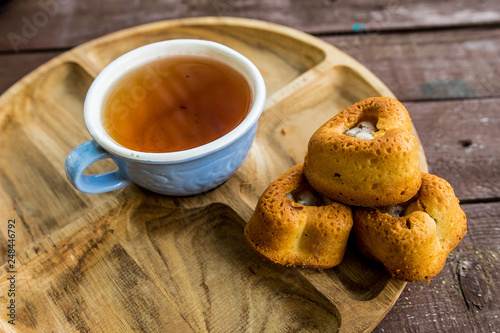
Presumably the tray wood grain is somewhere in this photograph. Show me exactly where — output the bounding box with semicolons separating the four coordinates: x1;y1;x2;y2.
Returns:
0;17;428;333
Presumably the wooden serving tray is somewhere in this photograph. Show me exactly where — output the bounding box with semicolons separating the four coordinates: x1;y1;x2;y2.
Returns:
0;17;428;332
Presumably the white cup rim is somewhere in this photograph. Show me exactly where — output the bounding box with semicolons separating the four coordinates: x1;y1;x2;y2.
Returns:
84;39;266;164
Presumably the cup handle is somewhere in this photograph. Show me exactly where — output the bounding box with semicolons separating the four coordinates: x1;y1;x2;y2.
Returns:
65;139;132;193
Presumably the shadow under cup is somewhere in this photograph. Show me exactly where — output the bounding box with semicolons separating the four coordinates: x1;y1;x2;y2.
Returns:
65;39;267;196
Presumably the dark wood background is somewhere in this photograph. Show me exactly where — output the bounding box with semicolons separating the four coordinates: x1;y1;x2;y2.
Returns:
1;1;499;332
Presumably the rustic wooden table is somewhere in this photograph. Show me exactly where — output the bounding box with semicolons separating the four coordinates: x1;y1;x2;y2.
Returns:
0;1;499;332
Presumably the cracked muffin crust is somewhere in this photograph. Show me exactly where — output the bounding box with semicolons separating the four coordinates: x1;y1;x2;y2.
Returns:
304;97;422;207
353;173;467;282
244;163;353;269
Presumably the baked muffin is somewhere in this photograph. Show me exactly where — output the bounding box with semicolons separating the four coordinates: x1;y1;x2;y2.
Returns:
304;97;421;207
353;173;467;282
244;163;353;268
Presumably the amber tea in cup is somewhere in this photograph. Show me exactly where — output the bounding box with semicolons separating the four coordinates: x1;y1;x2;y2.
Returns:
103;55;252;153
66;39;266;195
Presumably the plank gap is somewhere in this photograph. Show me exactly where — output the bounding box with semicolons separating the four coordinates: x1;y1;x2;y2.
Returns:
0;46;71;56
400;95;500;104
312;21;500;38
459;197;500;205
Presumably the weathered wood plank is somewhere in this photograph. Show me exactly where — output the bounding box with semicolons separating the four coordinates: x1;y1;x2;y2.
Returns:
375;201;500;333
0;0;500;52
0;51;60;94
406;98;500;202
325;28;500;101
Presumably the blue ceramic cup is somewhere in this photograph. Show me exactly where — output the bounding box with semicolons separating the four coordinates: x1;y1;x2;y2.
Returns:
65;39;266;196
